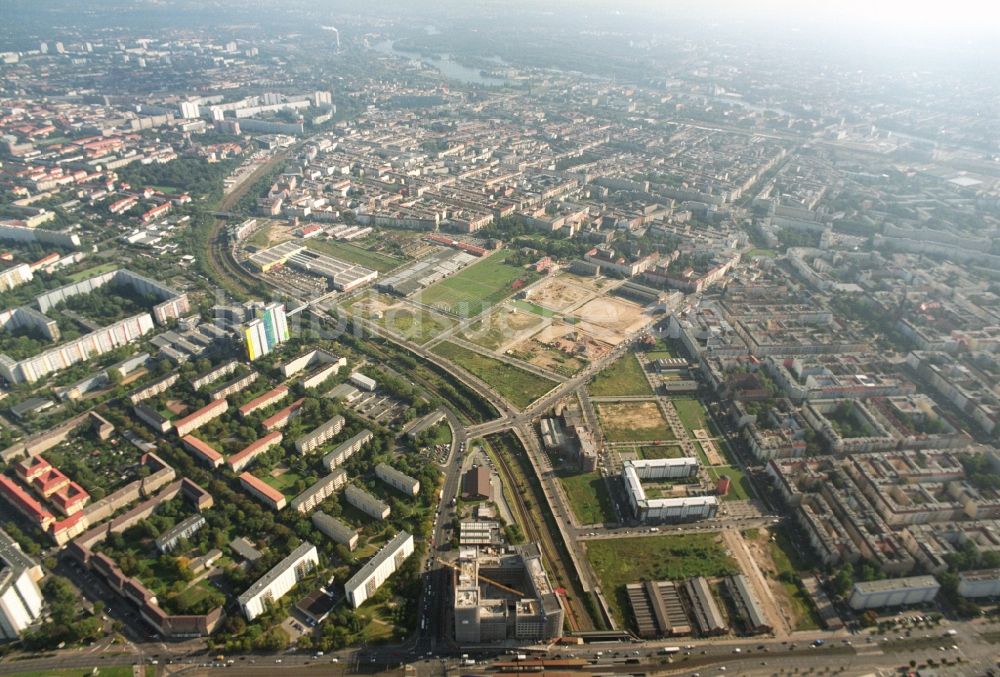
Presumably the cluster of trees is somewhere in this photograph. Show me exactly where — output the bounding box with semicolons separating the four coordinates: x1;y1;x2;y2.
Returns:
118;157;238;203
21;576;103;650
960;453;1000;492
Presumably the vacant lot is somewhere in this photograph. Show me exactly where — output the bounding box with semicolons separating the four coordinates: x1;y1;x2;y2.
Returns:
460;306;545;351
673;398;709;432
432;341;556;408
596;402;674;442
380;305;456;344
573;296;646;333
509;339;587;377
418;250;539;317
587;533;738;626
746;527;822;632
306;239;403;273
525;275;594;312
559;472;617;525
589;352;653;397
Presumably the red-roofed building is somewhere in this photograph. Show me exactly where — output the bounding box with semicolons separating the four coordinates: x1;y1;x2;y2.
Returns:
50;481;90;515
174;399;228;437
0;474;55;530
30;466;70;499
15;454;51;482
239;472;286;511
262;398;305;431
238;385;289;419
228;431;283;473
142;202;171;223
181;435;224;469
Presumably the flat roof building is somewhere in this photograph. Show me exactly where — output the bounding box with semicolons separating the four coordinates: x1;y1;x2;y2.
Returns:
344;484;390;520
375;463;421;497
344;531;414;608
312;511;359;551
238;542;319;621
849;576;940;610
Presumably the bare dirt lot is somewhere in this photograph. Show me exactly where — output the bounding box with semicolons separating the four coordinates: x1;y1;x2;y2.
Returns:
572;296;649;342
165;399;190;417
507;338;588;376
525;275;595;312
533;321;614;360
596;402;674;442
461;306;547;351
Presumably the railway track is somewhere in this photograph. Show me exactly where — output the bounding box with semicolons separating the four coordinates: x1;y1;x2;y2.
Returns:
483;432;593;633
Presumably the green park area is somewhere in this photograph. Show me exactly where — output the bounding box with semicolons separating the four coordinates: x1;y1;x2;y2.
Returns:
587;533;738;626
639;445;686;459
68;262;118;282
432;341;556;408
559;472;617;525
673;397;708;432
588;352;653;397
418;250;539;317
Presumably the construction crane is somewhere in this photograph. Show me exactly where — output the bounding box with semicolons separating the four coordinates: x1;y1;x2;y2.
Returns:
435;557;524;598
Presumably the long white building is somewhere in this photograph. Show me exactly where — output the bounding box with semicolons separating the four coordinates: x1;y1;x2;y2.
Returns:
0;528;44;639
848;576;940;610
622;461;718;523
238;542;319;621
344;531;413;608
375;463;421;497
345;484;390;520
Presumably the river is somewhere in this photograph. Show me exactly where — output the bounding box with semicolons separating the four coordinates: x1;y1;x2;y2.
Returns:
371;40;511;87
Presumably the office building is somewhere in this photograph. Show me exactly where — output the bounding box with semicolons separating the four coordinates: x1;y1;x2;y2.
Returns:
453;543;564;644
0;528;44;639
344;531;413;608
238;542;319;620
244;303;289;360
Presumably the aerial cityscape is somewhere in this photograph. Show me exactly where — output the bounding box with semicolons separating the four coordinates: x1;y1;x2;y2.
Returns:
0;1;999;675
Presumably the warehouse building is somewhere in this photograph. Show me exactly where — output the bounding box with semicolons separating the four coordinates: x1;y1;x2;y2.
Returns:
344;531;414;608
312;511;359;551
848;576;940;610
726;574;771;634
375;463;421;497
238;542;319;620
626;580;691;638
685;577;727;636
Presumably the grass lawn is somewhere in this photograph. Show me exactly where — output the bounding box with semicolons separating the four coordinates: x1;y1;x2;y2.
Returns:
418;250;540;317
587;534;738;627
646;337;680;360
707;465;754;501
589;353;653;397
306;239;404;273
639;445;687;459
596;402;674;442
68;262;118;282
426;421;452;446
768;527;822;631
747;248;777;258
247;225;274;248
432;341;556;408
513;299;557;318
261;470;305;497
559;472;616;525
673;398;708;432
166;579;224;615
379;306;456;344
